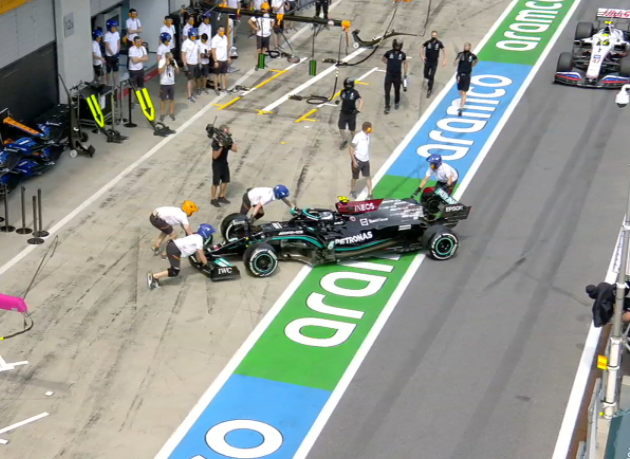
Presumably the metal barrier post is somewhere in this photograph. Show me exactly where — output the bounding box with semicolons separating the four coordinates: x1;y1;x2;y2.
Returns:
15;186;32;235
27;196;44;245
0;185;15;232
33;189;49;238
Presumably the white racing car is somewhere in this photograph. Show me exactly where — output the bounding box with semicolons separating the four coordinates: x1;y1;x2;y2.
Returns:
555;8;630;88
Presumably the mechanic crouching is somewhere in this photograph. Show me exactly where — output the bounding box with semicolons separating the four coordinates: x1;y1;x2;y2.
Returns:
240;185;296;221
412;154;459;198
150;200;199;256
147;224;214;290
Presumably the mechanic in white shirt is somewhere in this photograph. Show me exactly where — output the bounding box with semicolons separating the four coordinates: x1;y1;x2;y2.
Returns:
349;122;373;199
160;16;177;52
239;185;295;221
414;154;459;197
147;224;213;290
157;32;171;61
150;200;198;255
104;19;121;86
253;0;264;11
249;3;274;68
199;12;212;40
158;50;179;122
182;15;195;45
92;30;106;83
128;36;149;90
211;26;230;93
181;28;201;103
126;9;142;46
271;0;285;49
199;33;212;95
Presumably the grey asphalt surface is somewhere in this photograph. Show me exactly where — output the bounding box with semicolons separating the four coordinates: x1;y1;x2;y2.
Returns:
305;2;630;459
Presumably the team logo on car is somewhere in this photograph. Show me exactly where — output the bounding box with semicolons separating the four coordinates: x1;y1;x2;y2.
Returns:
335;231;374;245
445;204;464;212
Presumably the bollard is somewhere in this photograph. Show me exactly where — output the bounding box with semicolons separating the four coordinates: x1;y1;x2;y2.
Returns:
27;196;44;245
15;187;32;235
124;83;137;128
33;189;49;238
0;186;5;223
0;185;15;233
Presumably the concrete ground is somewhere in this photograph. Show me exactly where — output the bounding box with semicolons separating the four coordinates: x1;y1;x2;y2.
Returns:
0;0;511;457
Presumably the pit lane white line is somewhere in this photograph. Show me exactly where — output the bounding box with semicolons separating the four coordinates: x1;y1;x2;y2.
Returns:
0;412;50;438
0;0;348;282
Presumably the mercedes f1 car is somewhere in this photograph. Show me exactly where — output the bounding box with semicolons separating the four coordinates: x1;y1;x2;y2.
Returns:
555;8;630;88
189;193;471;279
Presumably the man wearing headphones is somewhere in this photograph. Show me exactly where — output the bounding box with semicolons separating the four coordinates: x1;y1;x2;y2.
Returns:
382;39;408;114
147;224;213;290
240;185;296;221
338;78;363;150
249;2;274;70
412;154;459;197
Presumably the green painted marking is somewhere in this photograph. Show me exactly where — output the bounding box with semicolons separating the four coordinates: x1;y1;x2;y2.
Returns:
235;255;415;391
478;0;578;65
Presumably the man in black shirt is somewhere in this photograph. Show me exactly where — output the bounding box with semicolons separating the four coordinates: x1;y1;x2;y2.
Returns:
210;125;238;207
454;42;478;116
421;30;446;98
382;39;408;114
338;78;363;149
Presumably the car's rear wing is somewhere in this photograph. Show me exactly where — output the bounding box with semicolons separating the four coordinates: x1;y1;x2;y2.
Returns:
441;204;471;221
597;8;630;19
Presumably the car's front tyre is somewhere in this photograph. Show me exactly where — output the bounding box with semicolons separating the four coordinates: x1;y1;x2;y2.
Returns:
243;242;279;277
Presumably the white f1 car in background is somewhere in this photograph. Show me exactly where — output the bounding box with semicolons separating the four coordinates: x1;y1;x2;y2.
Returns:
555;8;630;88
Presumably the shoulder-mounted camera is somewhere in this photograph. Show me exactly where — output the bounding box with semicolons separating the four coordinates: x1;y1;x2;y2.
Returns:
206;119;232;146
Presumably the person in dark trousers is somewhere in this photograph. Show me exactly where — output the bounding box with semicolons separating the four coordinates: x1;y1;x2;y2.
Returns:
210;125;238;207
454;42;478;116
337;78;363;150
382;39;408;114
315;0;329;19
421;30;447;98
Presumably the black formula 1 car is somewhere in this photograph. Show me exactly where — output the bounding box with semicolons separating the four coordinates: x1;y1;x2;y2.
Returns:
189;194;471;279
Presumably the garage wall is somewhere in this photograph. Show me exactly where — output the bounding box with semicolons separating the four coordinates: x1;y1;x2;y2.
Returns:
0;0;55;67
90;0;123;16
0;0;57;122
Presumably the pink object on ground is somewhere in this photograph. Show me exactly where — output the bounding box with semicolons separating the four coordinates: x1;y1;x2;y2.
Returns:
0;294;28;314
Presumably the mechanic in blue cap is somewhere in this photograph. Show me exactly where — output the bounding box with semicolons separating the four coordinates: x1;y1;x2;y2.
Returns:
103;19;121;86
147;224;213;290
239;185;296;221
92;30;106;83
412;154;459;197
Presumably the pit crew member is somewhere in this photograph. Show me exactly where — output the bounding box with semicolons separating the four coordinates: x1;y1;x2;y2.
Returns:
150;200;199;256
147;224;213;290
412;154;459;197
239;185;296;221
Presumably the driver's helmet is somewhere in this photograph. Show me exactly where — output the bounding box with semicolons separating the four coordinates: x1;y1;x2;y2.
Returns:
273;184;289;200
600;33;610;46
197;223;216;241
427;154;442;170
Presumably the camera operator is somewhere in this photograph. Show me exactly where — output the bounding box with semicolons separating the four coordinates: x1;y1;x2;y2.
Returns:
208;125;238;207
158;52;179;122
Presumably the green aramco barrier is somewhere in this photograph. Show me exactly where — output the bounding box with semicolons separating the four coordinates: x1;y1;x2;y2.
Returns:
605;409;630;459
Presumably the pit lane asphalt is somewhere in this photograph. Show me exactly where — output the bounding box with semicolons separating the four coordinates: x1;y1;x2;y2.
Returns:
304;2;630;459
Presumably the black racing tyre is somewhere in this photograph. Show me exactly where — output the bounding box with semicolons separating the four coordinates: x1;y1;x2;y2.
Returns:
556;52;574;73
243;242;279;277
221;213;249;241
575;22;594;41
422;224;459;261
620;56;630;77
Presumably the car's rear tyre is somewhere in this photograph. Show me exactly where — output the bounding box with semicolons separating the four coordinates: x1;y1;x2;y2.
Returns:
620;56;630;77
422;225;459;261
243;242;279;277
557;52;574;73
575;22;594;40
221;213;249;241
